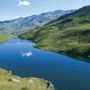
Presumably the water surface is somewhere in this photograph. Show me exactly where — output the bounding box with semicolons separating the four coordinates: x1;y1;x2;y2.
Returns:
0;39;90;90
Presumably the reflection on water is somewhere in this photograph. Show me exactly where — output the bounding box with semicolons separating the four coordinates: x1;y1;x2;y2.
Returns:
21;51;32;57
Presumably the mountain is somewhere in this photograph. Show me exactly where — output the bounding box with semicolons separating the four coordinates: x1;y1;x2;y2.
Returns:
19;6;90;61
0;10;74;35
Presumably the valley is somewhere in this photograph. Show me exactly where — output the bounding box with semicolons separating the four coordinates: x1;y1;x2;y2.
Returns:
0;4;90;90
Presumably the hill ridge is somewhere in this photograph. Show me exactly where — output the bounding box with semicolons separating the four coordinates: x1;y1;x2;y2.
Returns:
19;5;90;62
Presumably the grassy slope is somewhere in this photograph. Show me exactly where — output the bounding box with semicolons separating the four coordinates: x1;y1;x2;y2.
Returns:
19;6;90;61
0;35;13;43
0;69;54;90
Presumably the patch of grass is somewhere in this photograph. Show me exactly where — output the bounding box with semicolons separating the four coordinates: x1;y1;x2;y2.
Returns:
0;68;54;90
0;35;13;43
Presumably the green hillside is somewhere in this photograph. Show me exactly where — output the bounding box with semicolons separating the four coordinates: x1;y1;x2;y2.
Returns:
0;68;54;90
0;35;13;43
19;6;90;61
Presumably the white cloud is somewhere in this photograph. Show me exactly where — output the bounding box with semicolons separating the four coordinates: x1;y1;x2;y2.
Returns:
11;13;36;20
14;16;20;19
18;0;31;7
11;16;21;20
27;12;36;16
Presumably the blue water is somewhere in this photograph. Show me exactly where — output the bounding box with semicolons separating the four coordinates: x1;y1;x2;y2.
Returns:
0;39;90;90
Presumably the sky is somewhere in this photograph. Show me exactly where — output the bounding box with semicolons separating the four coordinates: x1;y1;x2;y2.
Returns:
0;0;90;21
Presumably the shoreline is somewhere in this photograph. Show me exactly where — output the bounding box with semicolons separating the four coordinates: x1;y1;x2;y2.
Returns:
0;68;55;90
19;37;90;63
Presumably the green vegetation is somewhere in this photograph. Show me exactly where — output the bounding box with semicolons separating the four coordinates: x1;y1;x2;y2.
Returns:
0;68;54;90
19;6;90;61
0;35;13;43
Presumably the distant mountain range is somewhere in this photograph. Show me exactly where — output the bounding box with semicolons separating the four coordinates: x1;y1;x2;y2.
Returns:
0;10;75;35
20;6;90;61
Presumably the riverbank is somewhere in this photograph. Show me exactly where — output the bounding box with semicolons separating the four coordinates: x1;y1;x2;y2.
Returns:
0;68;54;90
